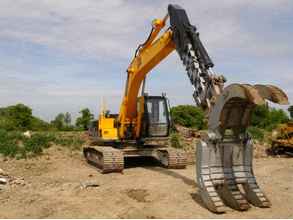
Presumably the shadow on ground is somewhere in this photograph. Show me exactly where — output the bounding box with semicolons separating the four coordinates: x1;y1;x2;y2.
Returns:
124;156;210;210
125;156;196;187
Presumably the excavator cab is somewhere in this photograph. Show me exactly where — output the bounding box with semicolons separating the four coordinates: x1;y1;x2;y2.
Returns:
143;95;170;138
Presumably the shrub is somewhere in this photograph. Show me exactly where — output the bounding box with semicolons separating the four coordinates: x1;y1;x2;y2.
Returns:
247;126;264;141
30;117;52;131
23;133;55;156
251;105;289;131
0;104;51;131
0;117;16;131
0;129;21;157
288;105;293;119
170;105;206;129
0;130;86;159
170;133;182;148
268;108;289;130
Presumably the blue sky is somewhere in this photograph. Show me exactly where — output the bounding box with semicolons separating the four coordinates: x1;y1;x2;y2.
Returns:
0;0;292;121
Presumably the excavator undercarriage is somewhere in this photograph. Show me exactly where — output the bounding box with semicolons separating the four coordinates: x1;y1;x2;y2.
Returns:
84;145;187;173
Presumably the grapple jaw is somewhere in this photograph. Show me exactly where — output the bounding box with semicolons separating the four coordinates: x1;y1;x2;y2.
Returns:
196;84;288;213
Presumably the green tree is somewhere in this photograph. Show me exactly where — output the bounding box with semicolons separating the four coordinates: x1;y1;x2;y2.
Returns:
51;113;66;130
76;108;94;130
64;112;72;126
0;103;51;131
288;105;293;119
30;117;51;131
8;104;33;129
250;105;270;129
0;117;16;131
170;105;206;129
0;104;33;130
268;108;289;129
251;105;289;131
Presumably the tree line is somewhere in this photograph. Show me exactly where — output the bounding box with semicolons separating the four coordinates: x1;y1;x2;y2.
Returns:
170;104;291;131
0;103;94;131
0;103;292;132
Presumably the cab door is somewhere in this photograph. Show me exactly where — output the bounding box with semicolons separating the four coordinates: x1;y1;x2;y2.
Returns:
144;96;170;137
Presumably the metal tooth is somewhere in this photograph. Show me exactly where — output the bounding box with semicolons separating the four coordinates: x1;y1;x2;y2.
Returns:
196;137;267;212
220;143;250;210
209;142;249;211
238;139;271;207
196;140;228;213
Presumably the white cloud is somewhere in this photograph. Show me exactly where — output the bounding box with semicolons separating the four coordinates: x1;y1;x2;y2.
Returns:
0;73;123;120
0;0;291;60
0;0;292;120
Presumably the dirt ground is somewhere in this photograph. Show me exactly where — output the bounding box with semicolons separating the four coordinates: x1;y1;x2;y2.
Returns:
0;146;293;219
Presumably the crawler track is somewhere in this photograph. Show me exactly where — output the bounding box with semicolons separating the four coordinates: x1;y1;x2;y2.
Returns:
83;146;124;173
84;146;187;173
157;148;187;169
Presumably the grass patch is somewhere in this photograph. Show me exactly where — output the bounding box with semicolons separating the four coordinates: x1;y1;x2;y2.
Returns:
53;133;85;151
0;129;22;157
22;133;55;157
0;130;85;159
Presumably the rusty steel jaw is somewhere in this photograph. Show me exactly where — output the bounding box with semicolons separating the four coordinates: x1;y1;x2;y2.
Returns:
196;135;271;213
196;84;288;213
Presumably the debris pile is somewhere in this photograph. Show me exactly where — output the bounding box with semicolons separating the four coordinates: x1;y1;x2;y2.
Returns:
174;124;201;139
80;181;100;189
0;168;26;190
0;168;8;190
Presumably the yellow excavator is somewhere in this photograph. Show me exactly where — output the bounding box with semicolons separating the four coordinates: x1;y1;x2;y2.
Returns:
84;4;289;213
271;121;293;156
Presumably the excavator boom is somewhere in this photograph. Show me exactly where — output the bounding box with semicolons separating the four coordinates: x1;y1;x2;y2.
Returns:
118;4;222;139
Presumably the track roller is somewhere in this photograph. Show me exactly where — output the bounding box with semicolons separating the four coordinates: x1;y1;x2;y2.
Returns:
157;148;187;169
83;146;124;173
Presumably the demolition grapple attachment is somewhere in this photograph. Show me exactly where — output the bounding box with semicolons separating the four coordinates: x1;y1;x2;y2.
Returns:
196;84;288;213
168;4;289;212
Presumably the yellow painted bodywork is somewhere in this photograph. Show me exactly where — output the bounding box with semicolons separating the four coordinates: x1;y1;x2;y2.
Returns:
98;112;118;140
135;96;145;138
118;17;175;139
272;122;293;148
98;15;176;140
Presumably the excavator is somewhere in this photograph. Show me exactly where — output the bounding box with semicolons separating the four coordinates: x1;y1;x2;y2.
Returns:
84;4;289;213
271;121;293;156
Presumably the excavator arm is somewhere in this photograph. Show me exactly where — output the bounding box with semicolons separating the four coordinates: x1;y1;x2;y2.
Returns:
118;4;222;139
118;17;175;139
